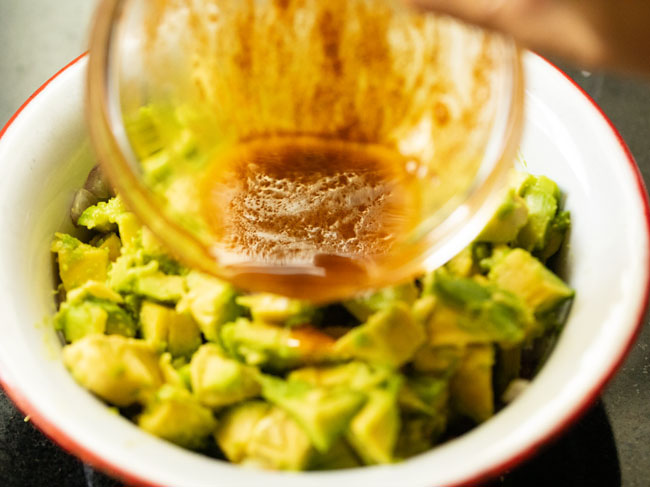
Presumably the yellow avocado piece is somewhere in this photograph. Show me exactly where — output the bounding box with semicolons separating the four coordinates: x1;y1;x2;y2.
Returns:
52;233;109;291
450;345;495;423
98;233;122;262
62;335;163;407
334;303;425;368
190;344;260;409
488;248;574;314
216;401;271;463
138;385;217;450
140;301;202;357
346;381;401;465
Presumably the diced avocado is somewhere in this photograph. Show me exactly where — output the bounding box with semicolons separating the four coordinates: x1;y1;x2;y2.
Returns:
77;197;126;232
55;301;107;342
346;377;401;464
140;301;202;357
176;271;240;342
141;226;166;255
288;362;393;392
116;212;142;249
476;189;529;244
235;294;318;327
189;344;260;409
56;283;136;341
398;375;449;416
444;245;476;277
96;233;122;261
221;318;337;369
412;295;437;326
449;345;495;423
516;175;561;252
538;210;571;262
215;401;271;463
308;440;361;470
259;375;366;452
334;303;425;368
62;335;162;406
428;270;533;347
52;233;109;291
394;414;446;459
412;345;465;376
245;406;313;470
488;248;574;315
135;273;185;303
343;282;418;322
138;384;217;450
159;353;190;389
64;280;123;304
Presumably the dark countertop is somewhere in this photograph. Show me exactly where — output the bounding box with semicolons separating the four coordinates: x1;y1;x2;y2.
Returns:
1;2;649;486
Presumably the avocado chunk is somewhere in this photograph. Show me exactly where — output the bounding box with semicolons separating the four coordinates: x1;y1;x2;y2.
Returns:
177;271;240;342
236;294;318;327
52;233;109;291
245;406;313;470
55;300;107;343
140;301;202;357
334;303;425;368
516;175;561;252
288;362;393;392
110;255;185;303
215;401;271;463
77;197;126;232
443;245;476;277
159;353;191;390
427;270;533;347
55;281;136;341
62;335;162;406
477;189;529;244
538;210;571;262
308;440;361;470
488;248;574;315
449;345;495;423
96;232;122;262
189;344;260;409
412;345;465;377
221;318;337;369
398;375;449;416
343;282;418;322
346;377;401;464
138;384;217;450
259;375;366;452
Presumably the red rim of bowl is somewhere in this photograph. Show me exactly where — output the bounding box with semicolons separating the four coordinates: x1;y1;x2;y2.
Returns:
0;52;648;487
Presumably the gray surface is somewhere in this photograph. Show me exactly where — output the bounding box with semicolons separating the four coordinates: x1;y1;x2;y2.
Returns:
1;1;649;486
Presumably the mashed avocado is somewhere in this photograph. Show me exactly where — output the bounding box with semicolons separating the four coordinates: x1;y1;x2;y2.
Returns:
53;169;573;469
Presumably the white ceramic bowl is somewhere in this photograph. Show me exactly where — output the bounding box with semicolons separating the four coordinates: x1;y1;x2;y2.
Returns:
0;53;648;487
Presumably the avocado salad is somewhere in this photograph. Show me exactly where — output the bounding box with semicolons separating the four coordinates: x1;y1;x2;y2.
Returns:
52;167;573;470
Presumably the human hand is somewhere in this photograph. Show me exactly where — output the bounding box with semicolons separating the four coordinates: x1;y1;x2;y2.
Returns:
407;0;650;76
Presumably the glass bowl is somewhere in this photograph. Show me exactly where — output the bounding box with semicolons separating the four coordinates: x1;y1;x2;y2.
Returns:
87;0;524;301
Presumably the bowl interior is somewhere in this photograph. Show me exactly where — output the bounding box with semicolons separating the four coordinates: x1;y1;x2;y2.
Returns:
0;53;647;487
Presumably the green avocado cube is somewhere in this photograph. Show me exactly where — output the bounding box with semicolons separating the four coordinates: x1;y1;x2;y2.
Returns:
245;406;314;470
346;377;401;464
52;233;110;291
62;335;163;407
449;345;495;423
176;271;240;342
138;385;217;450
259;375;366;453
140;301;202;357
220;318;336;369
77;197;126;232
516;175;561;252
215;401;271;463
55;301;107;343
477;188;529;244
236;294;318;327
189;344;260;409
288;362;393;392
343;282;418;322
488;248;574;315
334;303;425;368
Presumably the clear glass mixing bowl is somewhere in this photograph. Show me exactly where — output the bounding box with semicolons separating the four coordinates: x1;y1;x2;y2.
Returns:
87;0;524;301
